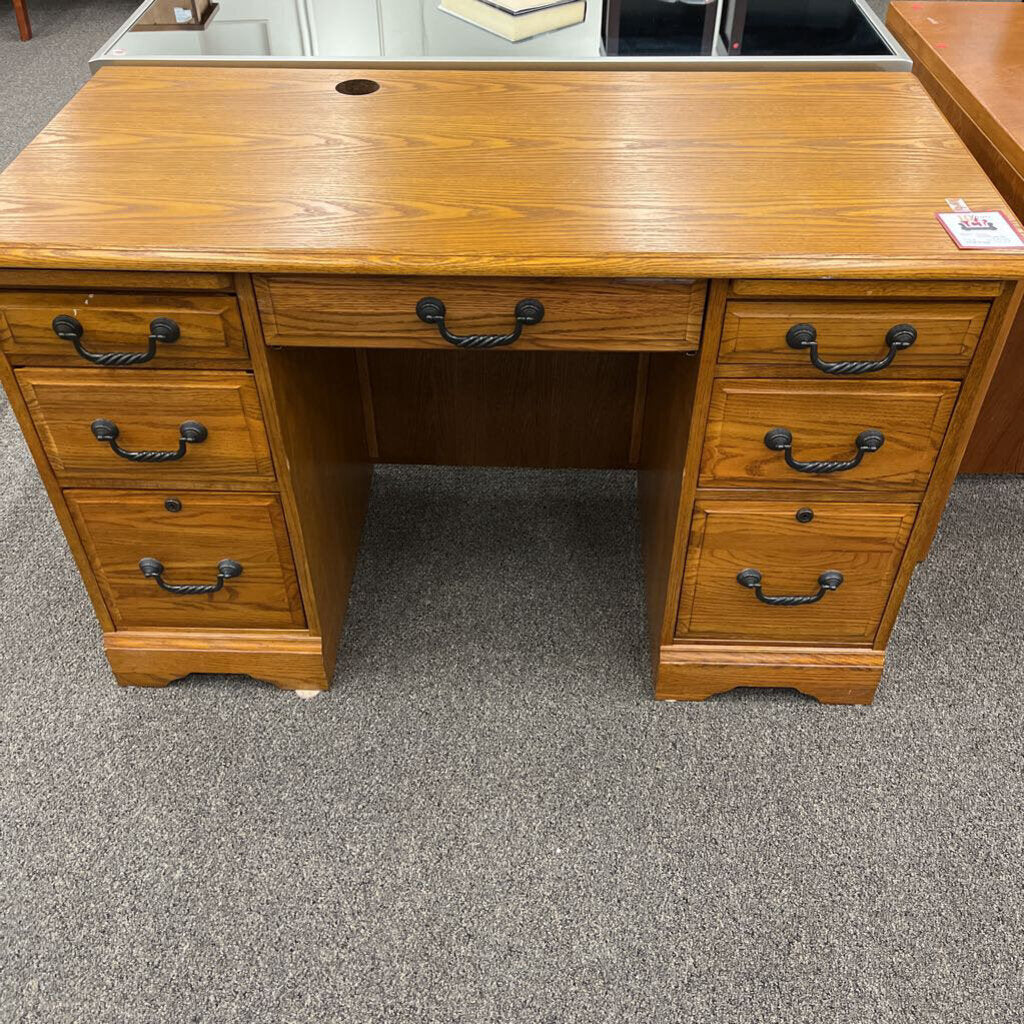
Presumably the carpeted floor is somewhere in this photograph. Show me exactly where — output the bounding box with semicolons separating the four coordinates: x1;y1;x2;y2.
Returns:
2;3;1023;1022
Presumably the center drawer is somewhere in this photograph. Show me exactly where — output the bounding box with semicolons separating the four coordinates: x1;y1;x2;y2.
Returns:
700;379;958;494
66;490;306;630
255;275;706;351
676;500;917;644
16;369;275;486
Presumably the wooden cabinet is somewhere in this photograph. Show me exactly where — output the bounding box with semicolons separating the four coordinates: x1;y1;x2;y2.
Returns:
0;290;248;368
676;500;917;644
66;490;306;630
16;369;276;486
652;273;1020;704
699;379;958;494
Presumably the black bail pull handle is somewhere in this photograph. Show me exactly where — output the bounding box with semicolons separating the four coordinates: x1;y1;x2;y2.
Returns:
53;314;180;367
91;419;208;462
736;568;844;606
138;558;243;595
415;297;544;349
786;322;917;375
763;427;884;474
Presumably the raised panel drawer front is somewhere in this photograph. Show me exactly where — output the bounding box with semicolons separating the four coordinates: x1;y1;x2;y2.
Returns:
66;490;306;630
16;369;275;485
0;291;248;367
700;379;959;493
255;276;707;351
677;500;917;644
719;300;989;372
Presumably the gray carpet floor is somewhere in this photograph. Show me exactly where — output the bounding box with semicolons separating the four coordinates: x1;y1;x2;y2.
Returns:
2;3;1024;1022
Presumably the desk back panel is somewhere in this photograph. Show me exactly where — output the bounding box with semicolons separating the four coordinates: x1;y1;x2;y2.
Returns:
362;349;644;469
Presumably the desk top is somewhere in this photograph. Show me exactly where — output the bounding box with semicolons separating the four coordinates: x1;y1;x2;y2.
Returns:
888;2;1024;176
1;67;1023;279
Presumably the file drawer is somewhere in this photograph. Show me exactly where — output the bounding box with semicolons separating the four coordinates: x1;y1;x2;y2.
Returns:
0;290;248;367
676;500;917;644
16;369;275;486
66;490;305;630
699;379;958;494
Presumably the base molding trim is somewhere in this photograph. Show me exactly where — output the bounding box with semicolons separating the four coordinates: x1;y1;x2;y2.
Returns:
104;629;330;691
656;643;884;705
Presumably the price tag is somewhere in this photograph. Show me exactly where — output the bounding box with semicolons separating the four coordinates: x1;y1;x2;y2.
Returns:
937;210;1024;249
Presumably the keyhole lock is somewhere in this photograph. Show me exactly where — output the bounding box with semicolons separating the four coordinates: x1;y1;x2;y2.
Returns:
795;507;814;524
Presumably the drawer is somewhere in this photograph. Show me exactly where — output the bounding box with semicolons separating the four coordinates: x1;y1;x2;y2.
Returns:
0;291;248;367
255;275;706;351
719;300;989;373
700;379;958;493
16;369;275;486
66;490;306;630
676;500;917;644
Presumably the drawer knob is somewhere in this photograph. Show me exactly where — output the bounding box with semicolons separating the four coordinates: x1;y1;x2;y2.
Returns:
52;314;180;367
763;427;884;474
415;297;544;349
736;568;844;606
91;418;208;462
138;557;243;595
785;322;917;375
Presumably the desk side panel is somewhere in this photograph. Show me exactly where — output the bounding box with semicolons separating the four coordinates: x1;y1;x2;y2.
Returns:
239;275;372;679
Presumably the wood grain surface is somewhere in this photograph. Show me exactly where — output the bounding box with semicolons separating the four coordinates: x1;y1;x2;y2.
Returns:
888;2;1024;175
656;643;884;704
105;629;329;692
17;368;275;486
676;499;917;644
699;379;958;493
240;273;372;673
257;276;706;351
0;289;248;367
637;349;703;655
66;490;306;630
719;299;988;370
364;349;641;468
1;68;1024;278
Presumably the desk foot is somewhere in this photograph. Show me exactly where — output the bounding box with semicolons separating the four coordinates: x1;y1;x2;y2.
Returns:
104;629;332;694
656;643;883;706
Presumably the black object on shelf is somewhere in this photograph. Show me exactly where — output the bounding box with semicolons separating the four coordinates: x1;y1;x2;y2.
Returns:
721;0;890;56
604;0;719;57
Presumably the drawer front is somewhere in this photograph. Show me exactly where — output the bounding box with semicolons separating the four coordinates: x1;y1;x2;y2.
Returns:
677;500;917;644
66;490;305;630
17;369;275;485
0;291;248;367
255;275;706;351
700;379;958;493
719;300;989;372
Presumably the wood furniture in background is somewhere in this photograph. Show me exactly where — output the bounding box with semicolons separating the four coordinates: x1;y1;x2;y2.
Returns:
888;1;1024;473
0;68;1022;705
12;0;31;41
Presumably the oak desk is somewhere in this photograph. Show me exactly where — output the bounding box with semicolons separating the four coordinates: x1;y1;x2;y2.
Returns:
888;1;1024;473
0;68;1022;704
